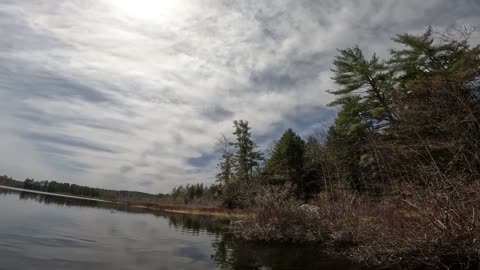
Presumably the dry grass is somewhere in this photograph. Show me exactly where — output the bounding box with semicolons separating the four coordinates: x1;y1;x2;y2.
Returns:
234;181;480;269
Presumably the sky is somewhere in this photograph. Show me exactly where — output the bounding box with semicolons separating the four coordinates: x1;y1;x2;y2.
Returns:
0;0;479;193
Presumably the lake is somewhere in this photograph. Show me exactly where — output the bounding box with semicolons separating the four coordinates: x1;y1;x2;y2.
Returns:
0;186;360;270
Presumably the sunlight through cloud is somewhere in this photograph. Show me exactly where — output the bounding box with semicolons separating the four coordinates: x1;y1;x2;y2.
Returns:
109;0;187;22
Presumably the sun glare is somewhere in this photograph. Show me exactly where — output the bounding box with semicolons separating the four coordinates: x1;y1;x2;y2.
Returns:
110;0;183;21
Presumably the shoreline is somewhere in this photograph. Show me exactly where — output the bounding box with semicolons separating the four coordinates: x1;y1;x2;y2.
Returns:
0;185;110;202
0;185;249;219
3;184;477;269
128;202;250;219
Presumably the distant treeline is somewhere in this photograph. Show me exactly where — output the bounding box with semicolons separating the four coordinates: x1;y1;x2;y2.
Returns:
23;178;101;197
0;175;160;202
0;175;23;188
0;174;222;206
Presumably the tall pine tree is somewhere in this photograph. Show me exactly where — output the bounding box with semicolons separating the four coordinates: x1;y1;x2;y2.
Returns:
231;120;263;183
329;46;396;129
266;129;305;195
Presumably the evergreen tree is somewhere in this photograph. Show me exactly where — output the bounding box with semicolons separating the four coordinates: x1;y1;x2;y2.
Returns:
329;46;396;128
216;120;263;208
266;129;305;194
390;27;453;84
231;120;262;182
215;135;235;184
326;96;371;191
302;136;325;195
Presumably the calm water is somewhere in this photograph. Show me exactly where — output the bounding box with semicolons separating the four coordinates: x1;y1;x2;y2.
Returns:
0;187;360;270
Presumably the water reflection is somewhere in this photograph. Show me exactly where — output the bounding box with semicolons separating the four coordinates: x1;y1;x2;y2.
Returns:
1;188;102;207
18;191;101;207
0;187;361;270
211;236;361;270
167;213;229;236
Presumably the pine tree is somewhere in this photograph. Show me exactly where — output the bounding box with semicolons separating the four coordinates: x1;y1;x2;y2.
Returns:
231;120;262;182
266;129;305;193
302;136;324;195
326;96;371;191
215;135;235;184
329;46;396;128
390;27;452;84
390;27;480;91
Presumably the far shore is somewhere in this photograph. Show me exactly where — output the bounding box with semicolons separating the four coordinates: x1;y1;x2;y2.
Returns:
0;185;248;218
0;185;110;202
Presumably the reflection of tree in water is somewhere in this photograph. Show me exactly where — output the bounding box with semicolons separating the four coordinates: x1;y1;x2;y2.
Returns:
3;189;139;212
166;213;229;236
210;234;362;270
18;192;101;207
0;189;13;196
1;188;115;210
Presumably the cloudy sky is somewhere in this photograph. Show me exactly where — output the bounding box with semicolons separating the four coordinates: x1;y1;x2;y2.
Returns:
0;0;478;193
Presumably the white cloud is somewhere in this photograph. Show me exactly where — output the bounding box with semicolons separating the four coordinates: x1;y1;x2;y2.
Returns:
0;0;478;192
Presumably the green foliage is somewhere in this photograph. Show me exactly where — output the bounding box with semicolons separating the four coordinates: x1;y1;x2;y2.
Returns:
390;27;480;96
170;183;221;205
0;175;23;188
215;120;264;208
216;153;234;184
222;180;243;209
215;135;235;185
231;120;263;182
329;46;396;126
334;96;371;134
302;136;327;196
390;27;451;83
321;27;480;191
1;175;163;202
22;178;101;197
266;129;305;191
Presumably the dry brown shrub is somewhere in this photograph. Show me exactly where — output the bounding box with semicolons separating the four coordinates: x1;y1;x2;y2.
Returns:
235;180;480;269
343;180;480;269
